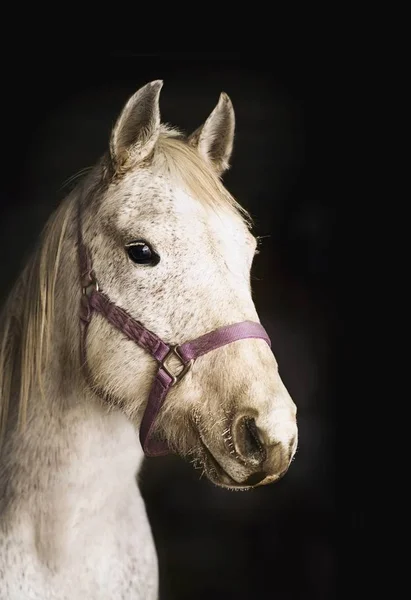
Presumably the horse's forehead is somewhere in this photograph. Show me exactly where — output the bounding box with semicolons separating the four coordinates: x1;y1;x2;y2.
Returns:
104;171;249;243
105;172;196;219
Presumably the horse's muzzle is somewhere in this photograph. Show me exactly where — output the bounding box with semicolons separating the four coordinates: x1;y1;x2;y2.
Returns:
227;414;298;487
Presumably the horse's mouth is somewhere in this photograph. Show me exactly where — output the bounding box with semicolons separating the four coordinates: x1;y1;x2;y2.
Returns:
192;422;287;490
196;438;256;491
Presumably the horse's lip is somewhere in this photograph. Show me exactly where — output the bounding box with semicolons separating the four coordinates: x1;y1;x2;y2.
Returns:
197;435;252;490
192;419;257;489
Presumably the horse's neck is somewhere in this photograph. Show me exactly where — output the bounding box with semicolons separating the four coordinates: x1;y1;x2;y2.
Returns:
3;394;143;506
1;389;144;567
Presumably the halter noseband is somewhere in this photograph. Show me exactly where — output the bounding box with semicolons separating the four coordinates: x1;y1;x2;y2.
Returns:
77;202;271;457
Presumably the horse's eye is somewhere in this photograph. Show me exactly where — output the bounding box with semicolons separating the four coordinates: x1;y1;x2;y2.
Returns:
126;242;160;266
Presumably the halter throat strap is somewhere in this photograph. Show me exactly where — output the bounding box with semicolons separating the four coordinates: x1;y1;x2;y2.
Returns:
77;203;271;456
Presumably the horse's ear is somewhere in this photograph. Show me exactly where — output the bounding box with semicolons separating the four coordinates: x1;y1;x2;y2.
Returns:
187;92;235;176
109;80;163;171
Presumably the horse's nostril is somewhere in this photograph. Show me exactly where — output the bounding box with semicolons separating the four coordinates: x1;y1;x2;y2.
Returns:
244;418;264;457
232;416;267;465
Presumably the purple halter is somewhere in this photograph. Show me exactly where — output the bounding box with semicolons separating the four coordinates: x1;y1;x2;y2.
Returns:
77;202;271;457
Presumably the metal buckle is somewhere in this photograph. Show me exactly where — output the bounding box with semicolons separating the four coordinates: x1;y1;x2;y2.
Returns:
160;345;193;386
82;275;99;298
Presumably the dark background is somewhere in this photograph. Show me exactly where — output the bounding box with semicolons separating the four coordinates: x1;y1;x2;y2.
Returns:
0;54;338;599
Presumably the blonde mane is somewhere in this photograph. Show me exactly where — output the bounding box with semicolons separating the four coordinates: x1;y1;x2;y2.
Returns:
0;131;251;451
0;195;74;447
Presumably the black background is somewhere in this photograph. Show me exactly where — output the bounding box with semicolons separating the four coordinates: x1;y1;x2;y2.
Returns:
0;54;341;599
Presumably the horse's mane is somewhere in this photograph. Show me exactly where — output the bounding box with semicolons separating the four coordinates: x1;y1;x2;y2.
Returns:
0;129;252;447
0;194;74;444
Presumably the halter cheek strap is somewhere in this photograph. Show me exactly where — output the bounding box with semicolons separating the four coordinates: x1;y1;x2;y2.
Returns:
77;206;271;456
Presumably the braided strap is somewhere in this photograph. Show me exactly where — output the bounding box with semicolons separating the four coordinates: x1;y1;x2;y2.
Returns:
88;290;170;361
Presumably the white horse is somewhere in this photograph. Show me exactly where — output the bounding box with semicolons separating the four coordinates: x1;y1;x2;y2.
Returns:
0;80;298;599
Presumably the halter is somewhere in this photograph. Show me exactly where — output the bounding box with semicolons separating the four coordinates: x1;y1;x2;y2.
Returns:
77;201;271;457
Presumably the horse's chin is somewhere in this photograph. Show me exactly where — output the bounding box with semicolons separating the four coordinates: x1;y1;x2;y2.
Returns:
198;445;288;490
197;443;255;490
183;420;251;490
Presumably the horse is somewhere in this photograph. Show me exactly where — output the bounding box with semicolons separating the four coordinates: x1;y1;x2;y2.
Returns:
0;80;298;599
